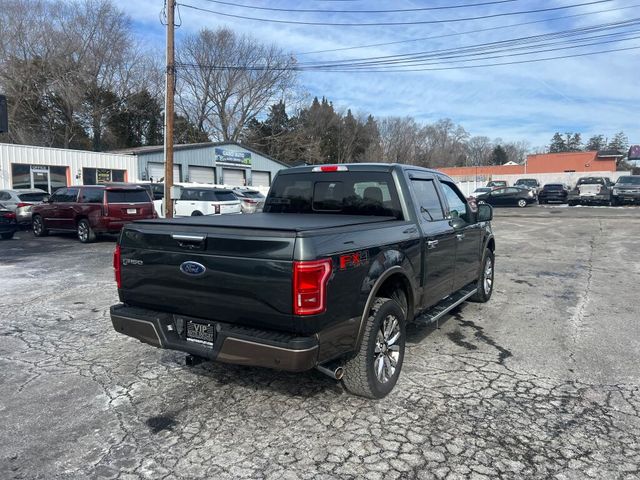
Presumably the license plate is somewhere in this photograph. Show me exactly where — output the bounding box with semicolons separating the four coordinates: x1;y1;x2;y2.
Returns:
186;321;215;345
127;208;137;214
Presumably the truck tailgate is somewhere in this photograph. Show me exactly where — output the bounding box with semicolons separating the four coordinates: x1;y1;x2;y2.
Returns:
118;222;296;331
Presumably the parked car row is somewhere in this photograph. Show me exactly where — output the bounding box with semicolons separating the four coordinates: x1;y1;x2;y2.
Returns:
0;183;268;242
466;175;640;207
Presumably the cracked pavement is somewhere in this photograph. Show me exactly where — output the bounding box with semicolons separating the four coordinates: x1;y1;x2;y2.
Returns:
1;208;640;479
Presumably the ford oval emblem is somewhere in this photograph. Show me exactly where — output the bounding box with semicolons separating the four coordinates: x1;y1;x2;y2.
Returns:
180;261;206;276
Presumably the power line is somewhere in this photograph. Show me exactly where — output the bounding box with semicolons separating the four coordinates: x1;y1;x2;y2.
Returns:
178;0;613;27
175;39;640;72
295;18;640;66
291;4;640;55
195;0;523;14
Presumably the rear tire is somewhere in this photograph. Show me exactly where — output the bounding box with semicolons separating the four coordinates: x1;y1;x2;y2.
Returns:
77;219;96;243
32;215;48;237
342;297;406;399
1;232;14;240
470;249;495;303
191;210;203;216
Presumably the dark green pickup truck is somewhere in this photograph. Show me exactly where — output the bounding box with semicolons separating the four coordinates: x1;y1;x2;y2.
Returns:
110;164;496;398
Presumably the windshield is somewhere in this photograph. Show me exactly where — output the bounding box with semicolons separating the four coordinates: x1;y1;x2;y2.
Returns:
577;177;605;186
18;192;48;202
265;172;402;218
616;176;640;185
106;190;151;203
516;179;537;187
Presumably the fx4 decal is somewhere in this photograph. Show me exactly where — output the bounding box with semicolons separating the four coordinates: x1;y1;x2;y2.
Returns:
339;250;369;270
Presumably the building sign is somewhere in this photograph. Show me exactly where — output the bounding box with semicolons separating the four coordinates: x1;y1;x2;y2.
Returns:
214;148;251;165
629;145;640;161
97;169;111;183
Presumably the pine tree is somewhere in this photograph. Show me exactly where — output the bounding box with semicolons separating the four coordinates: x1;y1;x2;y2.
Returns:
549;132;566;153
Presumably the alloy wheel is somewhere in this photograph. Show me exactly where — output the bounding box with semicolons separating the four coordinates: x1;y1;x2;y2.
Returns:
33;218;42;235
78;222;88;242
518;199;527;207
484;257;494;295
374;314;401;384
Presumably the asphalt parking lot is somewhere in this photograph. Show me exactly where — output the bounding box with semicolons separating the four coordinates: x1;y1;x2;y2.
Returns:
1;206;640;480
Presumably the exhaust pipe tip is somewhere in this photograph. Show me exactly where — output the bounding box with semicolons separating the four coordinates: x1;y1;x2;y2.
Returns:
316;364;344;381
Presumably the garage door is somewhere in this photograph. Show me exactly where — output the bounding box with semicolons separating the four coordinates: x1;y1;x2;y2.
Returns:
252;171;271;187
148;162;181;182
189;166;215;184
223;168;245;187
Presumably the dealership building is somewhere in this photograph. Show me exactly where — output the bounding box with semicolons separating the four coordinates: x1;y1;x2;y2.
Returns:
0;141;288;193
115;142;288;188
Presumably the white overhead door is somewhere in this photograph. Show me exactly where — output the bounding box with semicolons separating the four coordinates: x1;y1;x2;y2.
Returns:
148;162;181;182
223;168;245;187
252;171;271;187
189;166;215;184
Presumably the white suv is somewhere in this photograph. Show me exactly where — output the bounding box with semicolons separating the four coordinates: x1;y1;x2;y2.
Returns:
174;187;241;216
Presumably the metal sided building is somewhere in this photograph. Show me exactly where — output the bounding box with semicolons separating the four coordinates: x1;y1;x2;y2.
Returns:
116;142;289;187
0;143;139;193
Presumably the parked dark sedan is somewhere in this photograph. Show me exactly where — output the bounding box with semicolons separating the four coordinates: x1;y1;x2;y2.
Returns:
0;203;18;240
538;183;569;204
476;186;536;208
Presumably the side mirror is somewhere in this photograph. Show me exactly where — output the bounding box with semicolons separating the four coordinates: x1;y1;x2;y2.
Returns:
478;203;493;222
449;216;466;230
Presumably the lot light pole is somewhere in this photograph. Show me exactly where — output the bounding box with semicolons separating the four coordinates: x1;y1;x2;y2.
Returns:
163;0;176;218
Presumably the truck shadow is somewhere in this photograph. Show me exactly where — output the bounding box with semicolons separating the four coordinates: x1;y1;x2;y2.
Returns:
164;353;345;398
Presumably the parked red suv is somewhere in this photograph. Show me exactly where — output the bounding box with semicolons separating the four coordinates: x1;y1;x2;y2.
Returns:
31;185;155;243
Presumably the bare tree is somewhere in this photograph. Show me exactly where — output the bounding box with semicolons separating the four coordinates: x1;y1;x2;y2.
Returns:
467;136;493;166
176;27;297;142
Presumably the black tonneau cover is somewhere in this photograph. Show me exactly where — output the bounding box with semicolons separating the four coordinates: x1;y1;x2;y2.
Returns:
135;213;397;232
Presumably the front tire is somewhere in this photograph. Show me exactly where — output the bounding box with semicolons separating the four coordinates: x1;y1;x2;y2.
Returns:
32;215;48;237
517;199;527;208
191;210;203;216
77;219;96;243
342;297;406;399
470;249;495;303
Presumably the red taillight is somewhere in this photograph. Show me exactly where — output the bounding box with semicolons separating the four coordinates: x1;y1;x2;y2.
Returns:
113;245;121;289
243;198;258;204
2;212;16;219
16;202;31;208
293;259;332;316
215;204;221;214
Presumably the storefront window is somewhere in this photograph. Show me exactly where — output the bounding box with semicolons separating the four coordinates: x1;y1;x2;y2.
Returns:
83;168;125;185
11;164;68;193
11;164;31;189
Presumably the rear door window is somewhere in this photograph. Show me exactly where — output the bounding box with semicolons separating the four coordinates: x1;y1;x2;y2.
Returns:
106;190;150;203
80;189;104;204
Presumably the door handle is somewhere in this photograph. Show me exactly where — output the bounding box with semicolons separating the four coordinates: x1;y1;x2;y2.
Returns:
456;233;465;241
427;240;439;249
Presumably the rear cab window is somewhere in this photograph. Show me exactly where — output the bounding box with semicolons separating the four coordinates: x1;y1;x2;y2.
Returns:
265;172;402;218
106;190;151;203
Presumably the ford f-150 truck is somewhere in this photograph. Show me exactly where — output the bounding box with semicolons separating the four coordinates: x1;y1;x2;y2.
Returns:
567;176;614;206
110;164;495;398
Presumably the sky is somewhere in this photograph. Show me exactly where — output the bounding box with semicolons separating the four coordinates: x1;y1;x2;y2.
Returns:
117;0;639;148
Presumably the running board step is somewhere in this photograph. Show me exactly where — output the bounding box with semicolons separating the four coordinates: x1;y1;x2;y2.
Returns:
414;283;477;327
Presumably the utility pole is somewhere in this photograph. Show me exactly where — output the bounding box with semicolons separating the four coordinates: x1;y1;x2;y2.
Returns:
163;0;176;218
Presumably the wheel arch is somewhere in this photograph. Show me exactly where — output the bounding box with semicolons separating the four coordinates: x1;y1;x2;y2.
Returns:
354;266;414;351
